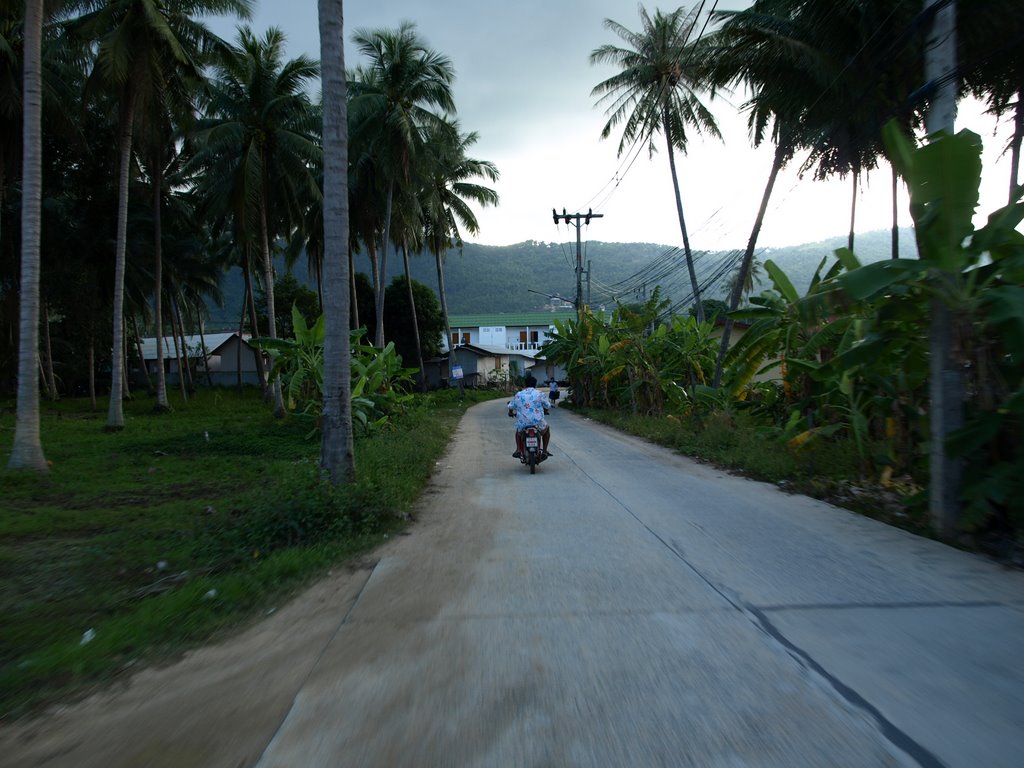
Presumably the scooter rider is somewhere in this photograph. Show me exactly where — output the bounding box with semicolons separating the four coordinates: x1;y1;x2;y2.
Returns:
507;374;551;459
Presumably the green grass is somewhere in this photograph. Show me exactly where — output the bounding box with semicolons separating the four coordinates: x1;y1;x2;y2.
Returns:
0;387;496;719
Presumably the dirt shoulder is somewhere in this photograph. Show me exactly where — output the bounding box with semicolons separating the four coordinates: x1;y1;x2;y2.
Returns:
0;557;380;768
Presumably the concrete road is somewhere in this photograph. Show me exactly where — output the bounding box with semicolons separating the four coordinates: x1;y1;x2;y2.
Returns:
256;400;1024;768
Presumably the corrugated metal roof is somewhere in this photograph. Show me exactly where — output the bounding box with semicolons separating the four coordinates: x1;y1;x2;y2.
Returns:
138;332;247;360
448;311;576;328
456;344;542;359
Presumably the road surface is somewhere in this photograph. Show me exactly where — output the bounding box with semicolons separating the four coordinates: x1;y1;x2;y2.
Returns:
3;399;1022;767
257;400;1024;767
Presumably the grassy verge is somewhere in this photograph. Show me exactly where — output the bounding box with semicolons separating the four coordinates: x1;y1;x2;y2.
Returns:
570;405;930;535
0;387;496;719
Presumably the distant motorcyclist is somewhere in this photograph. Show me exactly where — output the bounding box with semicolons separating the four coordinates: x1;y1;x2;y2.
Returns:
507;375;551;459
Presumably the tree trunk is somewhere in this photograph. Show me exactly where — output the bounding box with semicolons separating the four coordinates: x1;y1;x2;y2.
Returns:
318;0;356;483
713;143;786;389
1009;86;1023;205
259;201;286;417
664;110;703;324
106;90;136;430
170;304;187;401
236;292;246;392
848;169;858;254
88;334;97;411
41;302;58;400
402;242;427;392
173;296;194;393
121;317;131;399
375;182;394;347
435;248;453;384
349;245;359;331
241;246;268;394
153;148;169;411
9;0;48;469
131;315;153;391
891;163;899;260
198;314;214;388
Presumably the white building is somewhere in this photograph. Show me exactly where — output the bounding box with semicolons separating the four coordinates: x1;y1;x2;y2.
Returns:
439;311;577;387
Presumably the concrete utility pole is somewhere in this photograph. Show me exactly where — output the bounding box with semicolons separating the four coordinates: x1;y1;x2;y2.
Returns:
553;208;603;316
924;0;961;537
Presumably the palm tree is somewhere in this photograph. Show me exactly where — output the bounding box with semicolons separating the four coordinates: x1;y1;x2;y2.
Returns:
704;2;812;387
8;0;47;470
419;119;499;373
66;0;251;429
190;26;321;417
1;9;24;254
590;4;721;324
960;0;1024;202
318;0;355;483
349;21;456;347
727;255;764;300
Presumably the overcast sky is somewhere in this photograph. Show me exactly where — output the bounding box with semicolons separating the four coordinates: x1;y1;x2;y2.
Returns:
209;1;1016;250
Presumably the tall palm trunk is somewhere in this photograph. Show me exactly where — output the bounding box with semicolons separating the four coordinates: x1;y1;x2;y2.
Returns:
197;313;213;388
121;317;131;399
173;296;193;393
891;164;900;259
241;247;268;394
375;182;394;347
131;315;152;390
41;302;58;400
88;334;97;411
236;295;246;392
106;92;137;430
663;110;703;323
153;149;169;411
402;242;427;392
259;200;285;417
1010;86;1023;204
366;239;379;331
9;0;47;469
847;169;858;253
435;248;453;381
170;302;187;400
713;143;786;388
349;246;360;331
318;0;356;483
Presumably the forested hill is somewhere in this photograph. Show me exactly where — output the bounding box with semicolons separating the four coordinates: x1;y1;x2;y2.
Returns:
208;229;916;328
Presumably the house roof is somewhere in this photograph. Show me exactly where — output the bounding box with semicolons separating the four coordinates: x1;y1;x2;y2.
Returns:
455;344;543;360
138;332;249;361
448;311;576;328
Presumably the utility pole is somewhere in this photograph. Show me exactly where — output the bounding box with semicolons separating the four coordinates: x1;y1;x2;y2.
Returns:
553;208;603;316
924;0;961;537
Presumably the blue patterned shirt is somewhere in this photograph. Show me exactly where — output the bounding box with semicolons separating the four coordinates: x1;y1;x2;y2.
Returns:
507;387;551;431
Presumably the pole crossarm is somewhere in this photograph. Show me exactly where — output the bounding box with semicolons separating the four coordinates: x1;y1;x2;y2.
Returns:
552;208;604;316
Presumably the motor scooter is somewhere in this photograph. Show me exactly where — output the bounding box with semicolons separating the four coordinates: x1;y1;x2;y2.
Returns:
519;425;546;474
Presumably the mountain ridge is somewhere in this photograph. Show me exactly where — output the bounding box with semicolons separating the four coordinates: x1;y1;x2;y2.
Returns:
205;228;917;330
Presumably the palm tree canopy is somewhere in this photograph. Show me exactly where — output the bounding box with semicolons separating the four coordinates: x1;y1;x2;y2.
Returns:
419;119;499;255
590;4;721;158
189;25;321;246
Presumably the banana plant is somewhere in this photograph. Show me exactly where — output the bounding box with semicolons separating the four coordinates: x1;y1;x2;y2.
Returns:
831;122;1024;529
252;304;325;410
